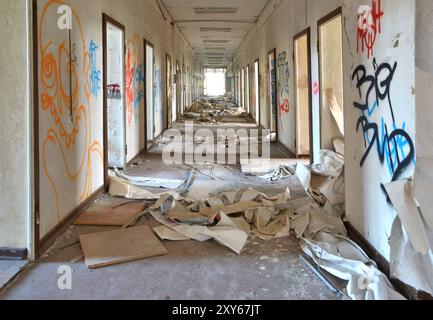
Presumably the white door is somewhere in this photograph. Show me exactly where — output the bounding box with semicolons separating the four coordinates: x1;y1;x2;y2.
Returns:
106;22;126;168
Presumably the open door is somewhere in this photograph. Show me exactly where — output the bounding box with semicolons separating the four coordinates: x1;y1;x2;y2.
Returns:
245;65;250;114
144;40;154;148
103;14;126;174
268;48;278;141
294;28;313;160
254;59;260;125
318;8;344;151
166;54;173;129
176;61;181;114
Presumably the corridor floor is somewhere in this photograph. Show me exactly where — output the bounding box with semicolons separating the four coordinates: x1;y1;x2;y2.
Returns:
0;117;342;300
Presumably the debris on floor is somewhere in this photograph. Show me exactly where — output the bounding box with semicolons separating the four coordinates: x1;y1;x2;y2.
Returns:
181;97;253;124
56;96;409;300
74;202;146;226
79;225;168;269
385;179;433;295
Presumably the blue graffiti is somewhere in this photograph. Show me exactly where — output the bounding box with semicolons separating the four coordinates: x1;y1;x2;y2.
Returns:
89;40;101;97
133;64;145;112
353;59;415;183
154;69;161;113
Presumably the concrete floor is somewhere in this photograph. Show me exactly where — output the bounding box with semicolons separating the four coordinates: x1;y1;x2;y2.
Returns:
0;115;342;300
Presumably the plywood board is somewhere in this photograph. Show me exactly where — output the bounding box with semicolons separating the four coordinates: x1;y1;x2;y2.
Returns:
74;203;145;226
79;225;168;269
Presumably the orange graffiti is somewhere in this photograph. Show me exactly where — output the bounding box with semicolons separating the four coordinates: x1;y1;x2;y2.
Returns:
39;0;103;223
126;34;144;127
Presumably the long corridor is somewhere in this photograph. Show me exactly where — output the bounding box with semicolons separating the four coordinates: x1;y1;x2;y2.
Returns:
0;105;341;300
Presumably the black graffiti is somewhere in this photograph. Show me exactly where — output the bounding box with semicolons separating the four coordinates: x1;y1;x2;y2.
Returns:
352;58;397;122
352;59;415;183
356;116;415;182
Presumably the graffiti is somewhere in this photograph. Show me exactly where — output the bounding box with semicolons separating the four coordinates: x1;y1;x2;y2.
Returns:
40;0;103;222
269;52;277;133
279;99;290;113
154;69;161;113
277;51;290;98
313;81;319;95
357;0;384;59
89;40;101;97
352;59;415;184
126;34;145;127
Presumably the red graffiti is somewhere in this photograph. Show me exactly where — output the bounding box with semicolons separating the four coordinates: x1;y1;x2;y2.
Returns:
357;0;384;59
313;82;319;95
280;99;290;113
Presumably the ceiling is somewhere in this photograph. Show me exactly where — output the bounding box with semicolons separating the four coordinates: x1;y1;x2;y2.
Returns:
161;0;270;68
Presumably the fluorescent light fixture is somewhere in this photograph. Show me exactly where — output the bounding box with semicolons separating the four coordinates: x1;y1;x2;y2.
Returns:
194;7;238;15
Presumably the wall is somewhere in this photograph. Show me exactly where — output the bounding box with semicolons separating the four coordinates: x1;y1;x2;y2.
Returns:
0;0;32;250
234;0;416;260
36;0;197;240
233;0;344;156
416;0;433;160
344;0;416;260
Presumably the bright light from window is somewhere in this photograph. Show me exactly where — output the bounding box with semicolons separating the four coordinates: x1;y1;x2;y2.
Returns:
204;68;226;96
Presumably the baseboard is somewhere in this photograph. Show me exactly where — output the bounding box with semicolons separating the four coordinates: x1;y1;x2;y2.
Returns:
37;185;105;257
276;142;296;158
0;248;28;261
345;222;433;300
126;147;147;167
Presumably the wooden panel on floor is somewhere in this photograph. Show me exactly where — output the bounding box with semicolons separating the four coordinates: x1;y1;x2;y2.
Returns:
79;225;168;269
74;203;145;226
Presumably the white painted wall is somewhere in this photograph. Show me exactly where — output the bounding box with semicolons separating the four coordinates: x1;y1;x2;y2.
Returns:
416;0;433;159
344;0;416;260
234;0;416;260
36;0;198;241
0;0;32;250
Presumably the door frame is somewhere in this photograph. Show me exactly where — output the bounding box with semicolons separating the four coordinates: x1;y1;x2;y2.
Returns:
144;38;154;148
32;0;40;256
102;13;126;188
293;27;313;162
176;60;181;115
165;53;172;129
246;64;250;113
254;58;261;126
317;6;343;149
268;48;278;138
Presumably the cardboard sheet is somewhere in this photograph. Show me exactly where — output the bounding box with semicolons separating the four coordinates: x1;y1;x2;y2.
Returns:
74;203;145;226
114;168;185;189
153;226;190;241
149;195;248;254
109;176;182;200
79;226;168;269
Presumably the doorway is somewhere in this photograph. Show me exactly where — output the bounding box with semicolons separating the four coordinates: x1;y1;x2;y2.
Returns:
254;59;260;125
144;40;154;148
166;54;173;129
241;68;245;108
245;65;250;113
103;14;126;181
176;61;182;114
294;28;313;160
268;48;277;140
318;8;344;151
